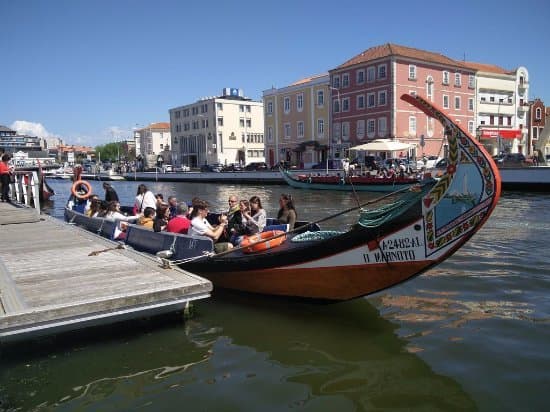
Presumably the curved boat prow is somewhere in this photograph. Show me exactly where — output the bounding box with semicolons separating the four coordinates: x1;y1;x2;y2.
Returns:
401;93;501;243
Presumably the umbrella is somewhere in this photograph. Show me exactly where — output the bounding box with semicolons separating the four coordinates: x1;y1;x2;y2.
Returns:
349;139;412;152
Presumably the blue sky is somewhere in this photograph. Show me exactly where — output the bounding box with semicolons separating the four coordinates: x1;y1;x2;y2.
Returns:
2;0;549;147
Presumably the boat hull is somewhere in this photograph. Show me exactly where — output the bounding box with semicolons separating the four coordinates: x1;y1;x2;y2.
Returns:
498;166;550;191
281;171;419;192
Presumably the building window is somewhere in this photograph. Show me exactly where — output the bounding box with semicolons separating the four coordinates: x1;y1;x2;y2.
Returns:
536;108;542;120
239;105;244;112
342;97;350;112
342;122;349;140
468;121;474;135
317;119;324;136
267;127;273;142
357;95;365;109
284;97;290;113
333;99;340;113
246;119;251;128
357;120;365;139
342;73;350;87
454;96;461;110
284;123;291;139
378;117;387;137
297;121;304;138
378;90;387;106
356;69;365;84
333;75;340;88
333;122;341;139
443;71;449;85
378;64;387;79
468;98;474;111
454;72;461;87
367;119;376;137
367;93;375;108
426;76;434;100
217;117;224;126
409;116;416;134
297;93;304;112
317;90;324;106
367;66;375;82
217;103;223;110
239;118;245;127
409;65;417;80
267;101;273;114
468;75;475;89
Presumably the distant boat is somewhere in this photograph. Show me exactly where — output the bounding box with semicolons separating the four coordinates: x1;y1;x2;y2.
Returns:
498;165;550;191
64;94;501;301
280;169;422;192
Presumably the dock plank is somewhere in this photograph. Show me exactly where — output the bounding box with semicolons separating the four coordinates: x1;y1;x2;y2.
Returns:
0;204;212;341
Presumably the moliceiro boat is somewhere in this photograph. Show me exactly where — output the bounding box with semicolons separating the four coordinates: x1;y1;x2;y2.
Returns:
281;169;422;192
64;94;501;301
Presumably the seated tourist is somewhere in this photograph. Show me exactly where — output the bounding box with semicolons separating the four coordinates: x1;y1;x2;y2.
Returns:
277;193;297;230
153;202;170;232
188;199;233;253
137;206;155;229
166;202;191;234
105;201;139;222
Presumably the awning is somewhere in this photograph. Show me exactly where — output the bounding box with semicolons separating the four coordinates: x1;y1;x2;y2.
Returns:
479;129;521;139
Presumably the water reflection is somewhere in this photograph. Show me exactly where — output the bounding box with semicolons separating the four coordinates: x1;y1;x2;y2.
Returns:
0;294;475;411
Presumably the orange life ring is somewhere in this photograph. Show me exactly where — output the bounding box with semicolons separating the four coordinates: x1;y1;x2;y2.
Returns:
241;230;286;254
71;179;92;200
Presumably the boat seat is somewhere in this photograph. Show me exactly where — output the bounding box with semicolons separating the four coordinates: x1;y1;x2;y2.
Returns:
125;224;178;255
263;224;289;232
173;235;214;260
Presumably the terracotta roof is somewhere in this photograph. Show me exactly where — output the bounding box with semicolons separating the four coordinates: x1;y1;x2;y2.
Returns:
461;61;511;74
291;73;329;86
336;43;467;70
149;122;170;129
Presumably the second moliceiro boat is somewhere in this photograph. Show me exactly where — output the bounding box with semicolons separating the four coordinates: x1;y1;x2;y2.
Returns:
65;94;501;301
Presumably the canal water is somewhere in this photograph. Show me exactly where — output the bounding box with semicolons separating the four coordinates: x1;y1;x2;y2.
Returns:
1;180;548;411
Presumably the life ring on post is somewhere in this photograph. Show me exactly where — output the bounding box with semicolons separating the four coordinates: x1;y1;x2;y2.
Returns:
240;230;286;254
71;180;92;200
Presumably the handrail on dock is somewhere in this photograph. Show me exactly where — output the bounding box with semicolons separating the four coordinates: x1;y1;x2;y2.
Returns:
7;171;41;213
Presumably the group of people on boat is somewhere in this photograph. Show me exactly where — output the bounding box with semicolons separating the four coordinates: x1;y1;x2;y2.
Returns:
68;180;299;254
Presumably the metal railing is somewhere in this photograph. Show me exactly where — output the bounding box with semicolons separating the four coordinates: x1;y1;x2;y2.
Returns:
7;171;42;213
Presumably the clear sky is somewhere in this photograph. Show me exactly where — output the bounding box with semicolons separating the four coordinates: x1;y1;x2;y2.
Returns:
2;0;549;147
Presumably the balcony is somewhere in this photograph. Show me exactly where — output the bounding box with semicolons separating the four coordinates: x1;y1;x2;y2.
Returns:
518;81;529;91
518;104;529;113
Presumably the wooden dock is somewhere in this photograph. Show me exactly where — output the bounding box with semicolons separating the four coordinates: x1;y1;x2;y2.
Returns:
0;202;212;342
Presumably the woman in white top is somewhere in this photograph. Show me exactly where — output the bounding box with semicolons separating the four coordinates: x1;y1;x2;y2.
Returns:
242;195;266;235
134;184;157;214
105;201;139;222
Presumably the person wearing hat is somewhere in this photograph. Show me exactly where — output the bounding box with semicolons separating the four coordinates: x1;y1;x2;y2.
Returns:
103;182;119;202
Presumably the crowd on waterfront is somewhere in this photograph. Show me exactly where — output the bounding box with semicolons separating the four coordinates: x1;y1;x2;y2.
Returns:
68;182;298;253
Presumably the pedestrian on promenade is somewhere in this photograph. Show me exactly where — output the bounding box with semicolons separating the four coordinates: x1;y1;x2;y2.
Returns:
0;153;13;202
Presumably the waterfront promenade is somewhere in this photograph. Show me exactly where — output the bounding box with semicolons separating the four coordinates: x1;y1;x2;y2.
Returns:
0;202;212;342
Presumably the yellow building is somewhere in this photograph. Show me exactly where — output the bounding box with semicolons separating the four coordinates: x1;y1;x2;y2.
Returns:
263;74;330;168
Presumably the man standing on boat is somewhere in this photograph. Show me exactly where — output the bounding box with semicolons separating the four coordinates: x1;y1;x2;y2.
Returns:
103;182;119;202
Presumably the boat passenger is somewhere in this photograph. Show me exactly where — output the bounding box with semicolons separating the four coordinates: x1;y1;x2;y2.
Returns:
166;202;191;234
153;202;170;232
222;195;244;242
155;193;164;207
277;193;297;230
105;201;139;222
242;195;266;236
167;195;178;219
134;184;156;214
85;195;100;216
188;200;233;253
103;182;119;202
137;206;155;229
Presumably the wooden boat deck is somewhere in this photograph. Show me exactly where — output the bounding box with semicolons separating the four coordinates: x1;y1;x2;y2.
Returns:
0;202;212;342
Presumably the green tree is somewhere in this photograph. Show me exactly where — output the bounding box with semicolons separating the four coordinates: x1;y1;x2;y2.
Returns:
94;142;125;162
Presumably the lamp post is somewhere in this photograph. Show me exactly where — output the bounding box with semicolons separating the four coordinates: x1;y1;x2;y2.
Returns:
329;86;341;172
497;100;502;155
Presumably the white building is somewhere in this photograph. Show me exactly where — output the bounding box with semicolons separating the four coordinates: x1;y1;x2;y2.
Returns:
133;122;171;168
169;88;264;168
464;62;529;155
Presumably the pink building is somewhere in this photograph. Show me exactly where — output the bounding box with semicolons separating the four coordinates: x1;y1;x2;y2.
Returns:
328;43;476;160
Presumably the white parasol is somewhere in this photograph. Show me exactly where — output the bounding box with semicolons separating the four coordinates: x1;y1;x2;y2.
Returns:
349;139;412;152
